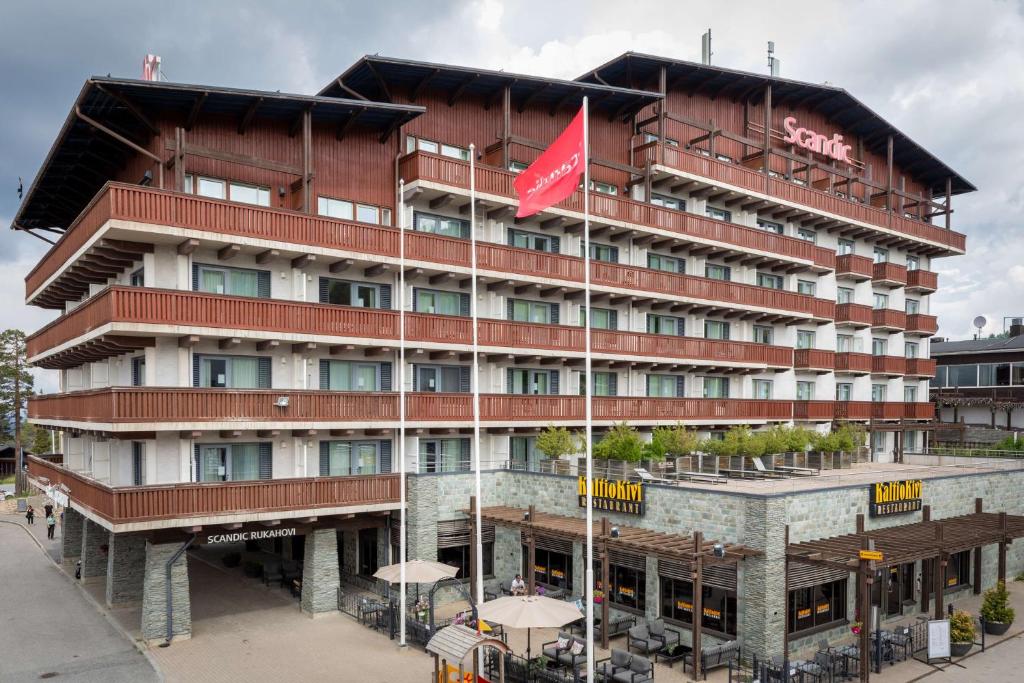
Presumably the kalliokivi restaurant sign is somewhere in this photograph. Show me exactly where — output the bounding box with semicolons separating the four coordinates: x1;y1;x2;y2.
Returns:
578;476;645;516
869;479;923;517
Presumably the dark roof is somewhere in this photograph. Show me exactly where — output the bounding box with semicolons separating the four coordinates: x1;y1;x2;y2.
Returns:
932;335;1024;355
578;52;975;197
319;55;662;121
12;78;425;233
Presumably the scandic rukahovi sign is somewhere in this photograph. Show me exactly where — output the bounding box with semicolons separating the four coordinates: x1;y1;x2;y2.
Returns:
869;479;923;517
578;476;645;516
201;526;299;545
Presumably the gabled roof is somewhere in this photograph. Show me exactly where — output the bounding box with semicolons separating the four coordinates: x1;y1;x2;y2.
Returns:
12;78;425;234
931;335;1024;355
319;55;662;121
578;52;975;197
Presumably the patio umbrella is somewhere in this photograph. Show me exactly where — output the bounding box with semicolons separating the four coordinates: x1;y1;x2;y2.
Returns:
477;595;584;661
373;559;460;584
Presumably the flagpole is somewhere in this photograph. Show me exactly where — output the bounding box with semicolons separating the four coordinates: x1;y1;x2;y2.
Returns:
582;95;594;683
398;178;407;648
470;143;484;610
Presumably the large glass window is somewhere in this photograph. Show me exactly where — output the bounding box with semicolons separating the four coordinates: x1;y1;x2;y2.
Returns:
705;206;732;222
837;239;854;256
580;372;617;397
660;577;737;636
648;253;685;274
414;212;470;239
837;334;854;353
787;579;848;634
510;299;557;324
415;365;468;393
322;360;383;391
509;229;558;253
524;546;573;591
439;542;494;579
904;386;918;403
318;196;354;220
757;218;783;234
414;289;468;316
796;381;815;401
508;369;558;395
872;338;888;356
705;264;731;281
196;355;266;389
836;383;853;401
906;255;920;271
705;320;730;340
322;278;384;308
753;379;774;399
195;264;266;297
703;377;730;399
594;559;647;611
648;374;683;398
324;440;381;475
978;363;1012;386
195;176;226;199
581;242;618;263
905;299;920;315
580;308;616;330
651;193;685;210
196;443;265;482
509;436;543;470
873;247;889;264
871;384;887;402
406;135;470;161
946;550;971;589
797;228;817;243
797;280;817;296
647;314;685;336
753;325;774;345
905;342;919;359
420;438;469;473
948;365;978;387
796;330;816;350
757;272;784;290
837;287;854;305
229;181;270;207
873;293;889;310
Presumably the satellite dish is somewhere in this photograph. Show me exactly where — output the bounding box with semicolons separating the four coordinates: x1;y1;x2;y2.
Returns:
973;315;987;330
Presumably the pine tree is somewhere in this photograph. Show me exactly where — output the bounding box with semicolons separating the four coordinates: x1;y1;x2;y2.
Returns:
0;330;34;467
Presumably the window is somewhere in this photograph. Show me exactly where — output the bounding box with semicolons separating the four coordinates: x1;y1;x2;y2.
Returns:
705;264;731;281
787;579;847;635
642;132;680;147
796;330;816;350
590;180;618;195
703;377;729;399
797;228;817;243
414;288;469;316
320;360;387;392
906;255;920;271
704;320;730;341
873;247;889;264
356;204;380;224
796;381;815;401
978;363;1012;386
651;193;685;211
648;374;684;398
594;558;647;611
130;268;144;287
836;383;853;401
509;299;558;325
837;287;854;305
660;577;737;636
321;440;385;476
705;206;731;222
320;278;389;309
196;176;226;199
757;272;783;290
872;338;887;356
797;280;817;296
131;442;145;486
414;365;469;393
419;438;470;473
871;384;887;402
934;366;947;387
836;334;855;353
414;212;470;239
580;371;617;397
508;160;528;173
945;550;971;589
439;542;494;579
753;325;774;345
873;293;889;310
318;196;354;220
905;299;920;315
905;342;919;359
580;307;617;330
195;355;269;389
904;386;917;403
753;379;774;399
195;443;269;482
406;136;470;160
837;239;854;256
358;527;379;577
131;356;145;387
948;365;978;387
193;264;269;298
229;181;270;207
757;219;783;234
647;253;685;274
525;546;573;591
509;228;558;253
509;436;543;470
647;314;685;336
508;368;559;395
580;242;618;263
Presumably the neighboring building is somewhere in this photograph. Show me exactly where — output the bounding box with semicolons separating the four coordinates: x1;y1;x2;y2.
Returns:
17;53;1001;660
932;321;1024;429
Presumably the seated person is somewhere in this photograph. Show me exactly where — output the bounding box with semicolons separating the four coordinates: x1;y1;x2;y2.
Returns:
510;574;527;596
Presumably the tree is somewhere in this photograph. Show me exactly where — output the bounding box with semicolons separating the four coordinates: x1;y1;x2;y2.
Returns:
645;424;699;460
593;422;644;462
535;425;584;460
0;330;34;468
22;422;54;455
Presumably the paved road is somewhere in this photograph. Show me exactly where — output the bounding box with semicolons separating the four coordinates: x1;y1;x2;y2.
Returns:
0;522;159;683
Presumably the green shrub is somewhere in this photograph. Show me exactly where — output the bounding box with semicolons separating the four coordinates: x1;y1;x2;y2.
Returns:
949;609;976;643
536;425;585;459
593;422;644;462
645;424;699;460
994;436;1024;451
981;581;1015;624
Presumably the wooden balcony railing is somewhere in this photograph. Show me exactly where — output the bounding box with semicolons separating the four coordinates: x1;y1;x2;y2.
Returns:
835;303;873;327
835;254;873;280
905;269;938;292
871;402;906;420
25;454;400;525
833;402;933;421
902;402;935;420
871;355;907;376
793;400;836;420
904;358;937;377
29;388;797;424
27;287;795;368
834;352;873;374
793;349;835;371
905;314;939;336
834;401;873;420
872;261;908;286
872;308;907;330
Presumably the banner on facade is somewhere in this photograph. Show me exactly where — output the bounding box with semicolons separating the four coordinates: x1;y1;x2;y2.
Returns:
869;479;923;517
577;476;645;516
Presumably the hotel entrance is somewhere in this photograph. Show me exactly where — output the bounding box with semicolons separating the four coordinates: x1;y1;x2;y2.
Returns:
871;562;916;618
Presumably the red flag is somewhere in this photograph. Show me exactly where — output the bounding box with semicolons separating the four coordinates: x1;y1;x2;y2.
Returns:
514;106;586;218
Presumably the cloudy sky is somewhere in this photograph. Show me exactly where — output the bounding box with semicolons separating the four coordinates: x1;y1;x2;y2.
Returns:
2;0;1022;392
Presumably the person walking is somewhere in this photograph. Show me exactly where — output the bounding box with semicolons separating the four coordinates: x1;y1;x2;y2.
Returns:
46;513;56;540
44;502;54;519
25;505;34;525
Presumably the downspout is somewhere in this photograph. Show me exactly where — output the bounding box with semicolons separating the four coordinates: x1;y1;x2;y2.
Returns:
159;534;196;647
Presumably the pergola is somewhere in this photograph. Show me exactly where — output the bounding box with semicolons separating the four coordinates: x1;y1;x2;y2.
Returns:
426;623;510;683
786;500;1024;682
469;499;761;679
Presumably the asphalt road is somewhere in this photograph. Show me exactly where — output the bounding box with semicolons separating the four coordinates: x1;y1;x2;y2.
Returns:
0;522;159;683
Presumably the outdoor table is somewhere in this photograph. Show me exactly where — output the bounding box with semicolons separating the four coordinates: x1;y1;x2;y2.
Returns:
654;644;691;669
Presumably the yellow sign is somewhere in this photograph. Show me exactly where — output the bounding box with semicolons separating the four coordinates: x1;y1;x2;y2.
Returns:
870;479;923;517
578;476;645;516
859;550;883;562
797;608;812;619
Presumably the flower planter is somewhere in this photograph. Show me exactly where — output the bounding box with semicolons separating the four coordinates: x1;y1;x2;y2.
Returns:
950;642;973;657
761;453;776;469
984;620;1011;636
808;452;826;470
675;455;695;472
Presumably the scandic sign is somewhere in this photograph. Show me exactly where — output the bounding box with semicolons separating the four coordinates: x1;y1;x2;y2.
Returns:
782;116;853;164
577;476;645;516
869;479;923;517
204;527;297;545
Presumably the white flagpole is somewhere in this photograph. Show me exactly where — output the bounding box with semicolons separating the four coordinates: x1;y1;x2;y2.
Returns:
398;178;407;648
582;96;595;682
470;143;484;608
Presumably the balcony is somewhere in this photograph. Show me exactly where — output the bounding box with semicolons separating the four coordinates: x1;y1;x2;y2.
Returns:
905;269;938;293
28;388;796;426
834;401;934;421
27;287;794;370
871;262;908;288
905;314;938;336
871;355;907;376
640;143;966;253
793;400;835;421
902;402;935;420
835;303;873;328
904;358;937;377
834;401;873;420
834;352;873;374
793;349;835;372
871;308;907;331
835;254;873;281
25;454;399;528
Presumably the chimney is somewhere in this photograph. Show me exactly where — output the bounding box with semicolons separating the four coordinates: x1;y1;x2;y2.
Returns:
1011;318;1024;338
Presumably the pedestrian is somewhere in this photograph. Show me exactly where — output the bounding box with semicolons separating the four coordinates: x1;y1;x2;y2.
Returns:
511;573;527;596
46;513;56;539
44;502;54;518
25;505;34;525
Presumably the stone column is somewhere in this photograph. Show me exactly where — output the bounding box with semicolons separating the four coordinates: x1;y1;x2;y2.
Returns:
741;496;787;659
141;540;192;643
406;475;439;562
61;508;84;566
80;519;108;582
645;555;660;622
106;533;147;606
572;541;585;598
301;528;341;616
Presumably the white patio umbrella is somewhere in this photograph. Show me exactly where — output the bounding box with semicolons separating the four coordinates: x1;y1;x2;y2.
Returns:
477;595;584;661
373;559;459;584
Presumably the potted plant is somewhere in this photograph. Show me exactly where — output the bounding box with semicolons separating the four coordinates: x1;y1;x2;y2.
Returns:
980;581;1015;635
949;609;976;656
594;422;644;465
850;620;862;635
536;424;586;471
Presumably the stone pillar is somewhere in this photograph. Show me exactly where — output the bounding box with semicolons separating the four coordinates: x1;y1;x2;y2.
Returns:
645;555;660;622
61;508;84;566
141;540;192;643
406;475;439;562
80;519;108;582
301;528;341;616
741;497;787;659
572;541;585;598
106;533;147;606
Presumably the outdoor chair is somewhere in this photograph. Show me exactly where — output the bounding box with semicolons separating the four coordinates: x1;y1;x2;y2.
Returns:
262;560;283;586
795;651;833;683
596;650;631;681
626;623;664;655
819;638;859;678
750;457;788;478
634;468;674;485
542;631;575;662
646;619;681;650
890;626;913;662
687;640;740;676
612;654;654;683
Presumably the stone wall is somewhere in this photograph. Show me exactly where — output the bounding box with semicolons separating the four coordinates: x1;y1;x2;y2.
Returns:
105;533;146;606
301;528;341;615
62;508;84;565
141;541;191;642
80;519;108;582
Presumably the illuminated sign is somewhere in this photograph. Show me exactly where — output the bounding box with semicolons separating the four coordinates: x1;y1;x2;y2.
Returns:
816;602;831;615
783;116;853;164
204;526;297;545
703;607;721;620
677;600;693;612
797;608;812;620
578;476;645;516
870;479;923;517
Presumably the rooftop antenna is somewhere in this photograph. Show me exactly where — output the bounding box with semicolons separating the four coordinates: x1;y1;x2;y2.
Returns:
973;315;987;340
767;41;780;77
701;29;712;65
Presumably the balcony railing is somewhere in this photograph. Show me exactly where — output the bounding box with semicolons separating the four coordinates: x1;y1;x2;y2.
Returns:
904;358;937;377
835;303;873;327
27;287;795;369
872;262;908;287
29;388;797;425
25;454;400;526
902;402;935;420
871;355;907;376
835;254;873;280
834;352;873;374
793;400;836;420
793;349;835;371
871;308;907;331
641;143;966;252
905;270;938;293
834;401;933;420
905;314;938;336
